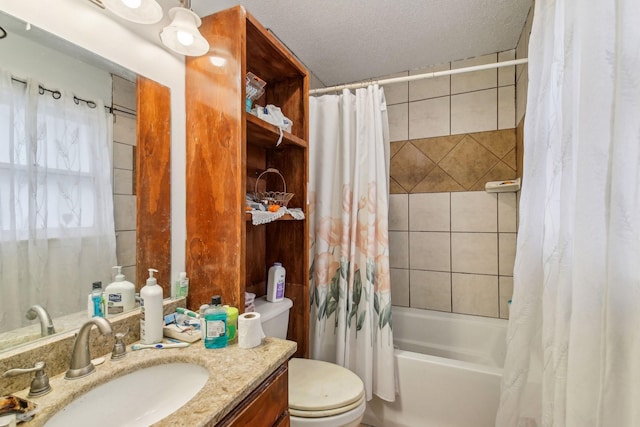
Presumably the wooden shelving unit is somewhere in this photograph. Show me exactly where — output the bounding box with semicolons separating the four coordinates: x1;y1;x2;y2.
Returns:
185;6;309;358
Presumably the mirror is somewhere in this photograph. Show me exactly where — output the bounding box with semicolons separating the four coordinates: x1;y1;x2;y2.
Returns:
0;10;171;352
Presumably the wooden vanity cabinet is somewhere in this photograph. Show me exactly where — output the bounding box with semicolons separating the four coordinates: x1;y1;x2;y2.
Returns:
216;364;289;427
185;5;309;358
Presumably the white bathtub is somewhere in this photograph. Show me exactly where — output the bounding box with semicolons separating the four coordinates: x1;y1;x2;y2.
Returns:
363;306;508;427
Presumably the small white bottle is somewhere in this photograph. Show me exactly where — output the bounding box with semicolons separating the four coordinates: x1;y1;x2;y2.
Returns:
173;272;189;299
266;262;286;302
104;266;136;317
140;268;163;344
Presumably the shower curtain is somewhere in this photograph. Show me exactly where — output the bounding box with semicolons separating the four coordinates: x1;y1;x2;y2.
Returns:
308;85;395;402
496;0;640;426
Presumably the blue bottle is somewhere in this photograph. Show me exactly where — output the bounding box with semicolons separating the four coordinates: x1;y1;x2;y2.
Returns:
204;295;227;349
91;281;104;317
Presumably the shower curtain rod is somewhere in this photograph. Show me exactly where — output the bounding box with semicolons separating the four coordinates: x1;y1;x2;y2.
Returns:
309;58;529;95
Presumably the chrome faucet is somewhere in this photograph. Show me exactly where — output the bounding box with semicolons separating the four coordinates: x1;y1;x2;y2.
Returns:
65;317;113;380
25;304;56;337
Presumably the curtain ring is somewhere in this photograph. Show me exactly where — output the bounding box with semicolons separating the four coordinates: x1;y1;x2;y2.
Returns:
0;26;6;39
52;90;61;99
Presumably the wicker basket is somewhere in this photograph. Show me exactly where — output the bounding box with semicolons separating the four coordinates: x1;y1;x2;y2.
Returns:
249;168;294;207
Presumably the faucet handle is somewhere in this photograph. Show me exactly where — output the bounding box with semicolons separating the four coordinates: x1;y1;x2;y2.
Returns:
2;361;52;397
111;330;129;361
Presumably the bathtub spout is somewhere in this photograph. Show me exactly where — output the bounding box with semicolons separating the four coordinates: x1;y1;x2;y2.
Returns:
25;305;56;337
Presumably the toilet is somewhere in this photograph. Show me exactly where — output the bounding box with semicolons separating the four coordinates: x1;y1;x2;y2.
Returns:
254;296;366;427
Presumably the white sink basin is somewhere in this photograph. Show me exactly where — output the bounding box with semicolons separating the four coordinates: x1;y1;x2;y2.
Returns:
45;363;209;427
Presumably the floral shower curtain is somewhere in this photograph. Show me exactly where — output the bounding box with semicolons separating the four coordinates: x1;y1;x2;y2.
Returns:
309;85;395;402
0;69;117;333
496;0;640;425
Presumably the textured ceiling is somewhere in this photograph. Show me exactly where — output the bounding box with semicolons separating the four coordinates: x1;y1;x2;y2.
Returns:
191;0;534;87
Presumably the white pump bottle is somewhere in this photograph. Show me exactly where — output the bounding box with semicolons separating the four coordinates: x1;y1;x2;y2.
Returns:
104;266;136;317
140;268;163;344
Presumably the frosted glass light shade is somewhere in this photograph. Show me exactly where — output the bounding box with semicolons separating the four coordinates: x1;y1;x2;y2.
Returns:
160;7;209;57
101;0;163;24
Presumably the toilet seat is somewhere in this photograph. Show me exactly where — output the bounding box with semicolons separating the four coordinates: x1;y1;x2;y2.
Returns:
288;358;365;419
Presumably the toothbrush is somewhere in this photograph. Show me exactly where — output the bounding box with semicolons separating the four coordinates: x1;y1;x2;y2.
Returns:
131;342;190;350
176;307;200;318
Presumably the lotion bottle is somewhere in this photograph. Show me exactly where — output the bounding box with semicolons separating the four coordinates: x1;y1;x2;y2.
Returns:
266;262;286;302
104;266;136;317
140;268;163;344
204;296;227;349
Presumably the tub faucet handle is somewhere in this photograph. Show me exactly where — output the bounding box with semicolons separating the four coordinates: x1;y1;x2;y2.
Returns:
2;361;52;397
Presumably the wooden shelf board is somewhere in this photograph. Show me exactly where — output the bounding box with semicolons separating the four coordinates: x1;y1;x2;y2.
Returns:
246;114;307;149
245;212;303;222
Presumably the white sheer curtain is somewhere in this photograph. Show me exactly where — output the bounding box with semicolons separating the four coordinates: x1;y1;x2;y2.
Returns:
308;85;395;402
496;1;640;425
0;69;117;333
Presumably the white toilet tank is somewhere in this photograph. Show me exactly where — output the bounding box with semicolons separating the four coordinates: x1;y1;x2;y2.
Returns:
253;296;293;339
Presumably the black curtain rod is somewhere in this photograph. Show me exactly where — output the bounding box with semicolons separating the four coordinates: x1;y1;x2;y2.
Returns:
11;76;101;110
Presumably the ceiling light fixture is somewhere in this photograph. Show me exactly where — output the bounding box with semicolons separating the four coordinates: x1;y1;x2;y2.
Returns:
160;0;209;57
101;0;163;25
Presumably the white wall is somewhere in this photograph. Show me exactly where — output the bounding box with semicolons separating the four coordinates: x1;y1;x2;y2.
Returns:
2;0;187;283
1;31;112;103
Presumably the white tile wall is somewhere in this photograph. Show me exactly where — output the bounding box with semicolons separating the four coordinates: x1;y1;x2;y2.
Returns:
113;142;133;170
410;270;451;311
385;50;516;143
113;114;136;146
498;86;516;129
380;49;524;318
498;233;517;276
498;49;516;87
409;62;451;101
388;103;409;141
451;192;497;232
114;194;136;231
451;88;497;134
389;231;409;269
451;233;498;275
116;230;136;266
409;193;450;231
409;96;450;139
382;71;409;105
389;192;518;318
452;273;499;317
389;194;409;231
390;268;410;307
498;193;517;232
410;232;451;271
499;276;514;319
451;54;497;94
516;6;533;125
112;78;137;275
113;169;133;195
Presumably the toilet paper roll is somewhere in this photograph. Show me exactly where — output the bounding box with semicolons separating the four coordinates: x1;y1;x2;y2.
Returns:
238;312;265;349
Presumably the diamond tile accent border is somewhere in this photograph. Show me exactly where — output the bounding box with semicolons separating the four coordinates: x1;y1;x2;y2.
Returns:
390;129;517;193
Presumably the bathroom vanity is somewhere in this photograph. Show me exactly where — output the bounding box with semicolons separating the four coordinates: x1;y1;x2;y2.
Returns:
9;339;295;427
1;300;295;426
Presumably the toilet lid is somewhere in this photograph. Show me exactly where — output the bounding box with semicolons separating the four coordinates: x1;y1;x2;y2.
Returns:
289;358;365;414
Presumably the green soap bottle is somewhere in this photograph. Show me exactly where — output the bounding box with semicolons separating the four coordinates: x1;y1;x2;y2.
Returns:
204;296;227;349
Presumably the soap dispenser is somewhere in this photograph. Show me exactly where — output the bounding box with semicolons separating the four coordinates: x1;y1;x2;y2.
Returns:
104;266;136;317
140;268;163;344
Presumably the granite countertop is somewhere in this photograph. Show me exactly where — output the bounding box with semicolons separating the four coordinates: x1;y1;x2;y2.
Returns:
12;337;297;426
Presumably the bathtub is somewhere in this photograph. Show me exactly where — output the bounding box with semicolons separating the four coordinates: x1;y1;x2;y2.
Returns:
363;306;508;427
